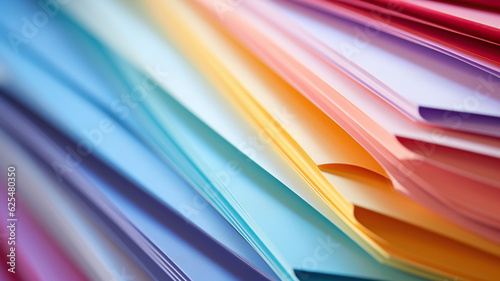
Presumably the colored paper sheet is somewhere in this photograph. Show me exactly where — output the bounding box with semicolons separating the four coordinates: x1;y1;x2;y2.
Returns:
289;0;500;78
0;6;276;274
0;94;274;281
58;0;346;257
140;0;500;280
58;0;330;223
448;0;500;10
235;0;500;229
97;34;428;281
0;0;148;139
193;0;500;159
197;0;500;239
0;177;89;281
0;0;498;280
0;131;153;281
0;38;276;278
0;97;186;281
154;0;500;257
110;58;426;281
0;44;427;281
341;0;500;45
262;0;500;137
0;47;428;278
100;0;500;263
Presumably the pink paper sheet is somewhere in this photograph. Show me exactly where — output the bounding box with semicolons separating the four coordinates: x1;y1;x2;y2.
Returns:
290;0;500;77
0;178;89;281
335;0;500;45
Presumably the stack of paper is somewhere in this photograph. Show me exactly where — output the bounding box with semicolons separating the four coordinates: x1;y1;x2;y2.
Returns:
0;0;498;280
